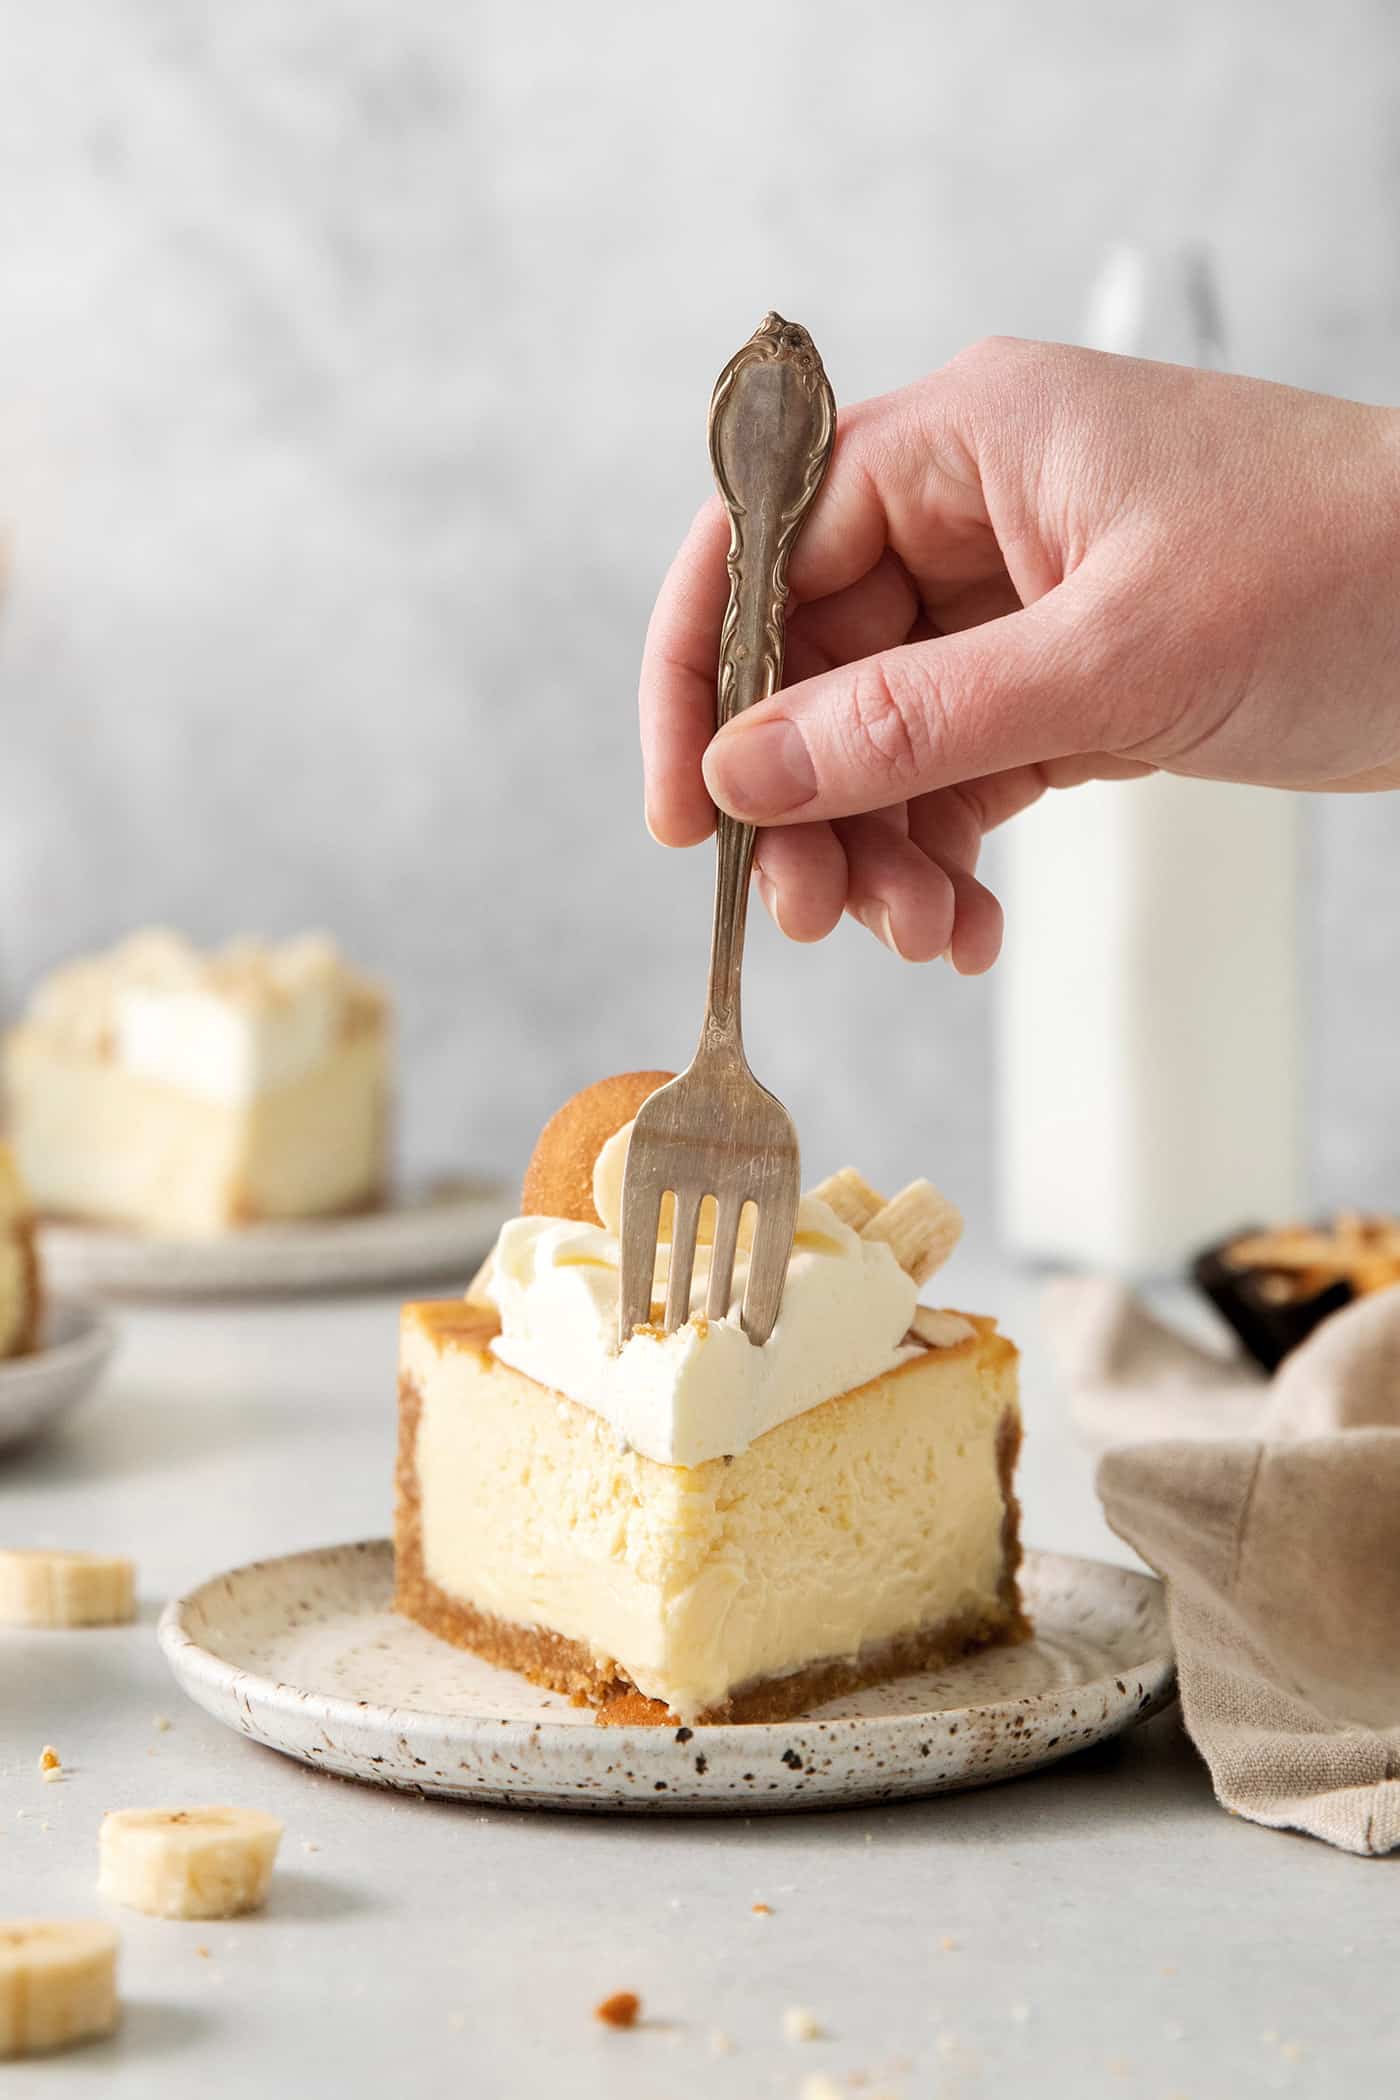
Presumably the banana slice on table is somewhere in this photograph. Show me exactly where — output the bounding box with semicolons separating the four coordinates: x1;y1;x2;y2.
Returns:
0;1921;120;2058
98;1808;283;1920
860;1179;963;1284
0;1551;135;1628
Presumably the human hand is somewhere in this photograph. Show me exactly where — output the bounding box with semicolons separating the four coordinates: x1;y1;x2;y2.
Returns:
639;338;1400;967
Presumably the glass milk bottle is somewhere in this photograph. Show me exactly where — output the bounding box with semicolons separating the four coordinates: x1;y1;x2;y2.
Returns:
995;245;1303;1274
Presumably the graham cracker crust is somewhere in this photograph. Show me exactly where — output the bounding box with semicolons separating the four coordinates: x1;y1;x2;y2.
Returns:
394;1361;1029;1728
9;1215;42;1357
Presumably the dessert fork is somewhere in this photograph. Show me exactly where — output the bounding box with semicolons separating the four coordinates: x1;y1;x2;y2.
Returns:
619;312;836;1345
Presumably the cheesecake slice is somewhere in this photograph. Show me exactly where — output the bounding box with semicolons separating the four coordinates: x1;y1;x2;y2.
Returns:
4;932;389;1237
395;1075;1026;1725
0;1142;40;1358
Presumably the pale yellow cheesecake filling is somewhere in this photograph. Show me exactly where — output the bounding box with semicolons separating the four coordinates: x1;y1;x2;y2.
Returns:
403;1309;1014;1722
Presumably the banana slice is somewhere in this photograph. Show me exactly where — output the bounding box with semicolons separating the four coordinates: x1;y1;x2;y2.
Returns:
0;1551;135;1628
98;1807;283;1920
860;1180;963;1284
0;1921;120;2058
592;1122;756;1253
805;1167;886;1232
906;1306;977;1349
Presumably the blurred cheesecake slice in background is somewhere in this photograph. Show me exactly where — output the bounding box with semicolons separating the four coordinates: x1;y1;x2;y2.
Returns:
0;1141;40;1356
3;932;389;1237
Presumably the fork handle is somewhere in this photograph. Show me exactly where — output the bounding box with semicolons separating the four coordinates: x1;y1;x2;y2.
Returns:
702;314;836;1049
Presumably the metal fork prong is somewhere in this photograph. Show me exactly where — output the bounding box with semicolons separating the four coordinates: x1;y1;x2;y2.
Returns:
664;1189;704;1333
706;1196;744;1322
618;1180;663;1343
741;1192;800;1345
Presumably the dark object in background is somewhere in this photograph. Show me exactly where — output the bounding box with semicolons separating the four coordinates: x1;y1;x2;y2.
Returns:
1192;1215;1400;1373
1193;1231;1352;1372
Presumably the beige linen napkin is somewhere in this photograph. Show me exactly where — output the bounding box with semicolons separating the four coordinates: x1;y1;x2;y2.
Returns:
1048;1278;1400;1856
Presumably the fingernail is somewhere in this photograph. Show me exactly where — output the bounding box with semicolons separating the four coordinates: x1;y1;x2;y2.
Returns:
703;718;817;819
857;902;903;957
755;870;786;935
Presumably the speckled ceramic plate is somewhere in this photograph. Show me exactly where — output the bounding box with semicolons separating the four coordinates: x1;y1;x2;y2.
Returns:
0;1295;118;1453
159;1541;1175;1814
39;1179;510;1300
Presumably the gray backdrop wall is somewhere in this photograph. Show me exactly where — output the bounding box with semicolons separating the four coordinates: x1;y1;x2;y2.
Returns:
1;1;1396;1244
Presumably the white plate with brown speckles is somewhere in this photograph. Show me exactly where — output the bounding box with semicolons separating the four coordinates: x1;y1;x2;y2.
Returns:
158;1541;1175;1814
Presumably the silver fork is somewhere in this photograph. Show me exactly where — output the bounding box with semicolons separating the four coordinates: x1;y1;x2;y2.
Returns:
619;312;836;1345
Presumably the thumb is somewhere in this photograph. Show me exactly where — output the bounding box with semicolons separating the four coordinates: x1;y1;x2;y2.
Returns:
700;586;1117;824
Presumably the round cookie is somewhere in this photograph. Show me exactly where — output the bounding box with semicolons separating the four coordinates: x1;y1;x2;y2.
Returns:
520;1072;674;1225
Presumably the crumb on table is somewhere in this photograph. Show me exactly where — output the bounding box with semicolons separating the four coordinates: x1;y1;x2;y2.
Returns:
594;1991;641;2030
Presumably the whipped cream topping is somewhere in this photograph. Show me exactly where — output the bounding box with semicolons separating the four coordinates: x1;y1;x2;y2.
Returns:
485;1196;921;1467
24;931;382;1105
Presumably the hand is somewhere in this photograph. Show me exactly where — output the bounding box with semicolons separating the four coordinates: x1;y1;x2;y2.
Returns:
639;338;1400;967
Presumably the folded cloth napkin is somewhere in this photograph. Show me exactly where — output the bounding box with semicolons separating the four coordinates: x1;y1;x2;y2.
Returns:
1046;1277;1400;1856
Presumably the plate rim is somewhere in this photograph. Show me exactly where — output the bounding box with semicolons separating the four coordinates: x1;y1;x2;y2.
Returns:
0;1292;119;1387
158;1536;1175;1763
37;1178;512;1300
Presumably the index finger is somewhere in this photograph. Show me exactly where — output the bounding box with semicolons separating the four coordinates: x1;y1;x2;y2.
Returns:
639;407;902;848
639;498;729;847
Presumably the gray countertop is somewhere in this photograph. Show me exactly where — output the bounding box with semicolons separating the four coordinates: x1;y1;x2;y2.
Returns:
2;1264;1395;2098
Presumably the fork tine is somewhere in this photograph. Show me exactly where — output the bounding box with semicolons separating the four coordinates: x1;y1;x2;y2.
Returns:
618;1179;662;1343
706;1196;743;1322
741;1189;800;1344
664;1190;703;1333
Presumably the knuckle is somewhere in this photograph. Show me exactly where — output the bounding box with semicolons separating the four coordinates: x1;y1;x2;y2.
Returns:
843;655;939;794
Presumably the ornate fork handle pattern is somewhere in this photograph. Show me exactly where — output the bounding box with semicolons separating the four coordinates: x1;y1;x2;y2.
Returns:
702;314;837;1050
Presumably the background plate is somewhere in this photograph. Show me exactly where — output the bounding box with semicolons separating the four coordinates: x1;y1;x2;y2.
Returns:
160;1540;1175;1814
39;1179;510;1300
0;1294;118;1452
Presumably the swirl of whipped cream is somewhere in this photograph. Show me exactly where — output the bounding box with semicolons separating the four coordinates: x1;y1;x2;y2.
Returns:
485;1194;919;1467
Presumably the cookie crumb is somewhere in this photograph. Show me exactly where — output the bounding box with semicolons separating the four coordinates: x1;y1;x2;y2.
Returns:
939;1935;959;1952
196;1945;210;1959
708;2028;734;2056
752;1901;772;1915
1280;2041;1304;2063
595;1991;640;2030
38;1746;61;1774
303;1841;320;1854
782;2005;823;2043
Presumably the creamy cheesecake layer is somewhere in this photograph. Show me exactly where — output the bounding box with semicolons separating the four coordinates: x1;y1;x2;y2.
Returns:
398;1302;1021;1723
5;1027;387;1236
486;1200;920;1465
